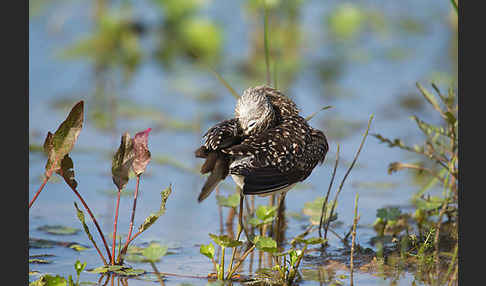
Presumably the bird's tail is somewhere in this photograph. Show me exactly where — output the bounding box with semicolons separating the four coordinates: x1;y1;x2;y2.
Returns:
197;151;229;202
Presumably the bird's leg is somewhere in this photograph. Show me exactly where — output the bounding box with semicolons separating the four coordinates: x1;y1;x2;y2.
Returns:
238;190;251;243
275;192;287;251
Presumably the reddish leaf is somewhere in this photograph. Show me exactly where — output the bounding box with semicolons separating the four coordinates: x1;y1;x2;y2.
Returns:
132;128;152;176
43;101;84;177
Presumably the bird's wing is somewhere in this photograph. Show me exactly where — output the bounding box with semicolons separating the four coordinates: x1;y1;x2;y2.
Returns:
204;118;243;151
224;115;325;195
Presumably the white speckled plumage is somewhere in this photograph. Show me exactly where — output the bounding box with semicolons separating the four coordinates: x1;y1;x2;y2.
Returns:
195;85;328;201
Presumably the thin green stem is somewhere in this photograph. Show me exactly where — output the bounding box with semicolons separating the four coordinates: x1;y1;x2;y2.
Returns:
263;0;271;86
450;0;458;14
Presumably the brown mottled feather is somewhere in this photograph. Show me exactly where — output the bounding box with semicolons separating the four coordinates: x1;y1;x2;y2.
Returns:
195;85;328;201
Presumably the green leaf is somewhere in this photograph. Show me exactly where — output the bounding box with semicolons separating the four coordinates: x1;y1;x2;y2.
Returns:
200;243;215;260
414;196;444;211
142;243;168;262
216;192;240;208
43;101;84;177
138;185;172;233
416;83;444;116
256;205;277;221
29;275;67;286
73;202;99;253
302;197;337;225
254;236;277;253
74;260;87;276
302;237;327;245
37;225;80;236
288;249;302;266
248;217;263;227
209;233;243;248
376;207;401;221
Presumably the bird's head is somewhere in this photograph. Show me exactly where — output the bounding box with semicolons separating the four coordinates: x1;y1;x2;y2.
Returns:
235;86;276;136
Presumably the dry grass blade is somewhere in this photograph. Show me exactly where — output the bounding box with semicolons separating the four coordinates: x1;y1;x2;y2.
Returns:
208;67;240;99
319;144;340;240
350;194;359;286
325;114;374;239
305;105;333;122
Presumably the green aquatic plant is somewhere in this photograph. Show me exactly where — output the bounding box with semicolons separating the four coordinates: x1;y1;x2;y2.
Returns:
29;260;87;286
373;83;458;284
29;101;173;271
200;233;247;280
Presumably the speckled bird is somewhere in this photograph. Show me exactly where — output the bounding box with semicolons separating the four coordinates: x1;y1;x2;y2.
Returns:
195;85;329;202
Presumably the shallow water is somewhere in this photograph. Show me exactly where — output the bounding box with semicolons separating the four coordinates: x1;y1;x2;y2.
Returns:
29;0;456;285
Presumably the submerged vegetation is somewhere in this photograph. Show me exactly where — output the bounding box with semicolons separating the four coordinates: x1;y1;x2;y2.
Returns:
29;0;458;285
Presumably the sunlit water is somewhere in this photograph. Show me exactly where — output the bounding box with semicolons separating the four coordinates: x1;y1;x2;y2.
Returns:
29;0;456;285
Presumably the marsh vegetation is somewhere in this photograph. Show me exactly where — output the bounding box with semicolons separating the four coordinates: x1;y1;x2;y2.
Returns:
29;0;458;285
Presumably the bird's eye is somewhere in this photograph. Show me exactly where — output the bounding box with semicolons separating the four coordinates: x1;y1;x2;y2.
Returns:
248;121;257;128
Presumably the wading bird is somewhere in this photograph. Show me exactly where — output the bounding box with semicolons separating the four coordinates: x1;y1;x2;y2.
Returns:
195;85;329;241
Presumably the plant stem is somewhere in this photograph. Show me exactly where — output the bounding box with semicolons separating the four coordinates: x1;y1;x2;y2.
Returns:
64;177;112;263
117;175;141;263
126;175;141;241
325;115;373;239
226;244;256;280
350;194;359;286
150;261;165;286
319;144;340;240
29;175;50;208
263;0;271;86
227;223;243;279
111;189;122;265
220;247;225;280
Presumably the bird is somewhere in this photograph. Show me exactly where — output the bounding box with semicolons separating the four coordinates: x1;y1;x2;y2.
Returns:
195;85;329;202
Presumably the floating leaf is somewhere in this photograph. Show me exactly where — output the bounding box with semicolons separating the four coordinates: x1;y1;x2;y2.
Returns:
43;101;84;177
253;236;277;253
132;128;152;176
200;243;215;260
69;244;88;252
302;197;337;225
142;243;168;262
29;274;67;286
29;259;51;264
294;237;327;245
111;132;134;190
87;265;145;276
209;234;243;248
37;225;80;236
